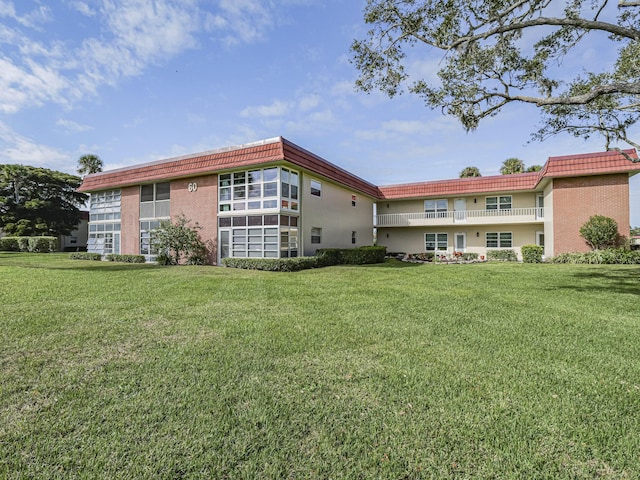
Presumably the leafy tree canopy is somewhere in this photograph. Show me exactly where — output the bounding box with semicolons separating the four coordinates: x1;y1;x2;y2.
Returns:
459;166;482;177
77;154;103;176
0;164;87;236
351;1;640;154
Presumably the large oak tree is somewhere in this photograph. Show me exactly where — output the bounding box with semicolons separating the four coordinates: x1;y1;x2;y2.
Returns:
0;165;87;236
351;1;640;157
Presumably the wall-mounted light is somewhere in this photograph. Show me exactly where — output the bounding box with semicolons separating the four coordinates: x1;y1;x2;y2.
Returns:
386;233;389;238
476;232;480;237
474;198;477;203
387;203;390;208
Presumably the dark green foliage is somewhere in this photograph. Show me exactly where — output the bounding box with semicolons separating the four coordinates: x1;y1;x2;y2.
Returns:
580;215;620;250
0;164;87;236
0;237;19;251
17;237;29;252
69;252;102;261
552;249;640;264
105;254;146;263
459;166;481;178
316;246;387;266
153;215;207;265
521;244;544;263
224;247;387;271
487;249;518;262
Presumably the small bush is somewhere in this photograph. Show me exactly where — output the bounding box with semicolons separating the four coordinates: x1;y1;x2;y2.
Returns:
105;254;146;263
0;237;20;251
521;244;544;263
487;249;518;261
316;246;386;266
70;252;102;261
409;252;435;262
28;237;57;253
461;252;479;261
580;215;620;250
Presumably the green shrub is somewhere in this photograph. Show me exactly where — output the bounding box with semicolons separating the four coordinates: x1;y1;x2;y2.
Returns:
461;252;479;261
222;256;321;272
0;237;20;251
487;249;518;261
69;252;102;261
316;246;386;266
579;215;620;250
409;252;435;262
154;215;207;265
521;244;544;263
105;254;146;263
551;249;640;264
28;236;57;253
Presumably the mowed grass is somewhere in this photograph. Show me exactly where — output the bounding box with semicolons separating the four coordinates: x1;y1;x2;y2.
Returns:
1;254;640;479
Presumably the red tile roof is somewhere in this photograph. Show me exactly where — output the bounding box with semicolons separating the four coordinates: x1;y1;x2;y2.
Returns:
379;149;640;200
378;172;540;200
539;148;640;179
78;137;379;198
79;138;640;201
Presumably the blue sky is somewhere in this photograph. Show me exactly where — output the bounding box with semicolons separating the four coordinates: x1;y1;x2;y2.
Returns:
1;0;639;226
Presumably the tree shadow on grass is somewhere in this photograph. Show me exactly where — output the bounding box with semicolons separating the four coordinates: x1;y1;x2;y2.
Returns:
359;259;426;269
552;266;640;296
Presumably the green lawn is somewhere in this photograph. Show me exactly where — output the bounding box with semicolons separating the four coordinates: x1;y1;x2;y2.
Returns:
1;253;639;479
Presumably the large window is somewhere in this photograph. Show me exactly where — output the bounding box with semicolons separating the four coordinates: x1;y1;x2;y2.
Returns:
88;189;121;255
219;167;298;212
219;215;299;259
140;220;162;258
310;180;322;197
486;232;513;248
311;227;322;244
141;182;170;218
425;199;448;218
425;233;448;251
486;196;512;210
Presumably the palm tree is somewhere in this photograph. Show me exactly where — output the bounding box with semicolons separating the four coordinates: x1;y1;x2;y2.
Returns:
500;158;525;175
77;154;103;176
526;164;542;172
459;166;481;178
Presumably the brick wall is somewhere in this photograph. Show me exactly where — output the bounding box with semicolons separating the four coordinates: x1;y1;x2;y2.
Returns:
120;186;140;255
552;174;630;254
170;175;218;264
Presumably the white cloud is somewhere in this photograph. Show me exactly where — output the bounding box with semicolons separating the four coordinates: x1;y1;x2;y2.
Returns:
69;1;95;17
241;100;291;118
0;121;71;168
57;118;93;133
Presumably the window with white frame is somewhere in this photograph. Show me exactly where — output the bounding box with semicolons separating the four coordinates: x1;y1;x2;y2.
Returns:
310;180;322;197
140;182;170;218
425;233;448;251
486;232;513;248
352;231;357;244
140;220;162;258
218;214;299;258
218;167;299;213
485;195;512;210
311;227;322;244
425;199;448;218
88;189;121;255
351;194;356;207
89;189;121;221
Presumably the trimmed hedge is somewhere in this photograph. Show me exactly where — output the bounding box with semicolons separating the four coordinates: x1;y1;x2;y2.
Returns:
0;237;20;251
551;249;640;264
222;256;321;272
70;252;102;261
0;236;57;253
521;244;544;263
316;246;387;266
487;249;518;262
105;254;146;263
223;246;387;272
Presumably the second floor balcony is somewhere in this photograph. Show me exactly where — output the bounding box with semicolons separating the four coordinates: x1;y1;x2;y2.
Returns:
376;207;544;227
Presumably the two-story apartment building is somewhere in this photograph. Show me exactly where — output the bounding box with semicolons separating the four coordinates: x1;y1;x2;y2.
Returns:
78;137;640;263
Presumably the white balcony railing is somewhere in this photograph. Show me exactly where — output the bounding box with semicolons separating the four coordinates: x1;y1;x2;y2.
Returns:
376;207;544;227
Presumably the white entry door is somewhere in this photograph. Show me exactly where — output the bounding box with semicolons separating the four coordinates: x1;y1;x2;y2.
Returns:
455;233;466;252
454;198;467;222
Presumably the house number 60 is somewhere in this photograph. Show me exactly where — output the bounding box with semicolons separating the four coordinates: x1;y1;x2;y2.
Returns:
188;182;198;192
